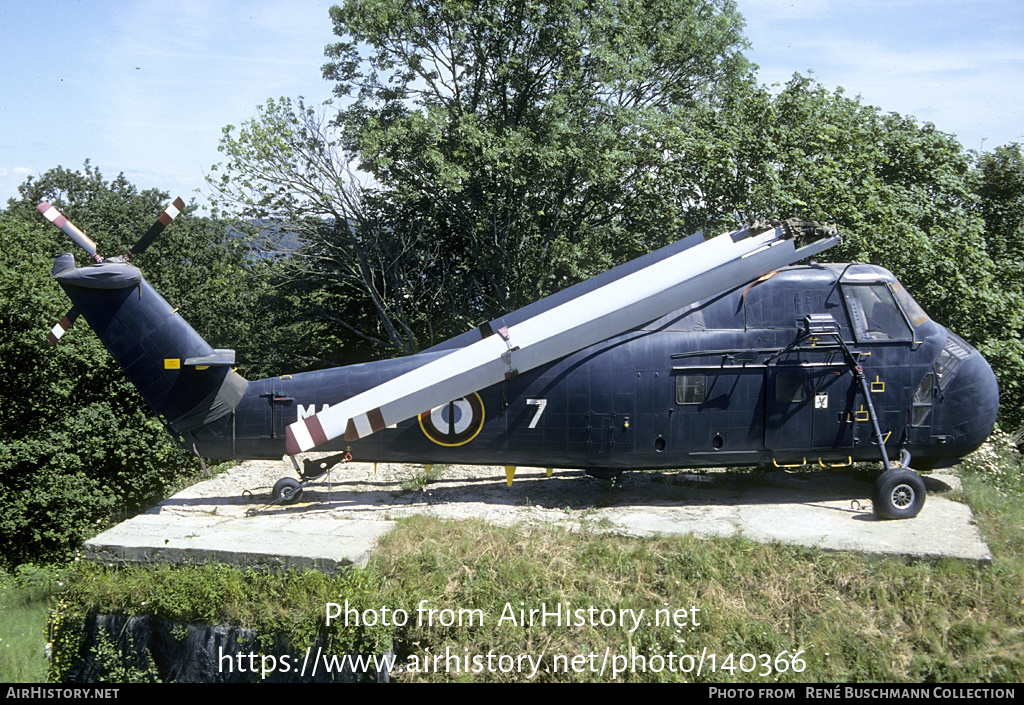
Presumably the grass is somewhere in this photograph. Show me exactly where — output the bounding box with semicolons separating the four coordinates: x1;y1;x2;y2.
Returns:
400;464;449;492
365;517;1023;682
7;433;1024;682
0;565;62;682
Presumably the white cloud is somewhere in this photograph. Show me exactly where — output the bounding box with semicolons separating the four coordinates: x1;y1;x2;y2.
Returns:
740;0;1024;148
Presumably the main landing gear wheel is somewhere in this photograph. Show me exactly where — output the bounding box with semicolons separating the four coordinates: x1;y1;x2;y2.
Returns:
872;468;926;520
272;477;304;505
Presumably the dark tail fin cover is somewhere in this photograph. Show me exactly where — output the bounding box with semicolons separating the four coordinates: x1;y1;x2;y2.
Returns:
53;257;247;431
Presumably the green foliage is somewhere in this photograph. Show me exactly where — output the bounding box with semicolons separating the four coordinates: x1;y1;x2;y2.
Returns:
213;0;754;356
400;464;448;492
0;165;272;568
33;442;1024;683
211;97;441;359
0;565;62;682
969;144;1024;424
959;429;1024;500
972;144;1024;262
209;5;1024;431
688;75;1024;427
327;0;752;314
53;562;393;669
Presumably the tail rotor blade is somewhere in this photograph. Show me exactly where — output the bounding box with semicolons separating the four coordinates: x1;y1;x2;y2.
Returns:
129;197;185;257
46;307;79;345
36;203;102;263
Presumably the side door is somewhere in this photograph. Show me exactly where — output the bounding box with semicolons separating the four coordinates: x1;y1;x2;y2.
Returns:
765;362;856;455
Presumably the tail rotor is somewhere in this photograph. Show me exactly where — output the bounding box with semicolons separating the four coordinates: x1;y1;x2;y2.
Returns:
36;203;102;263
37;196;186;345
128;197;185;259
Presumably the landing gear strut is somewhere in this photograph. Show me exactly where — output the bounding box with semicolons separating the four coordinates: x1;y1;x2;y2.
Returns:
251;451;353;513
794;317;927;520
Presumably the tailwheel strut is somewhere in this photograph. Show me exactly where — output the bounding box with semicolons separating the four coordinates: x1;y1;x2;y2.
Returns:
249;451;354;514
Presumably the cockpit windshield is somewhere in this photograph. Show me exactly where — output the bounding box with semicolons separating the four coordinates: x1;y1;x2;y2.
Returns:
841;283;914;342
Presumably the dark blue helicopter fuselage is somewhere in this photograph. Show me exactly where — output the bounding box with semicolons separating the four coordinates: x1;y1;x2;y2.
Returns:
182;262;997;473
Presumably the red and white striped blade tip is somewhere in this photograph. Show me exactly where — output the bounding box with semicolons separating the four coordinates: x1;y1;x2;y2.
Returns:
130;197;186;256
37;203;100;260
46;314;76;345
286;415;330;455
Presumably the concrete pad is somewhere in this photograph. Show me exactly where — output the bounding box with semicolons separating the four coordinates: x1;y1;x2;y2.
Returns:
83;460;993;571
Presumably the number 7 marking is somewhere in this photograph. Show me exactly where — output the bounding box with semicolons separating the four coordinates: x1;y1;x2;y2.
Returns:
527;398;547;429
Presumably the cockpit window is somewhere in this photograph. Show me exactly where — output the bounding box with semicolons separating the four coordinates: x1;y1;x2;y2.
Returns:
935;334;972;389
890;281;929;326
912;373;933;426
841;284;913;342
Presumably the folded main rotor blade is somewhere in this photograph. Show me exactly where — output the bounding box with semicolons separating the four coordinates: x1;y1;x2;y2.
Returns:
423;231;707;355
129;197;185;257
37;203;102;262
286;222;840;455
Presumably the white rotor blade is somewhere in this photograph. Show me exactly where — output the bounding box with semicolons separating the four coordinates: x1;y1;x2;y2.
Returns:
286;223;839;455
37;203;102;262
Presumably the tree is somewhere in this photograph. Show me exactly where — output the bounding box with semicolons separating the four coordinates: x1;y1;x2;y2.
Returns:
0;166;274;566
972;143;1024;262
210;98;447;358
969;144;1024;425
214;0;755;357
12;164;279;376
326;0;753;308
214;4;1024;427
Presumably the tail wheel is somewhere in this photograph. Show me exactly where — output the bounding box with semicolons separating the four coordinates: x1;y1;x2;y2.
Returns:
272;477;304;505
873;469;926;520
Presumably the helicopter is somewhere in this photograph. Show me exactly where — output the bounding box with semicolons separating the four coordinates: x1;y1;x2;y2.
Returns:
37;199;999;521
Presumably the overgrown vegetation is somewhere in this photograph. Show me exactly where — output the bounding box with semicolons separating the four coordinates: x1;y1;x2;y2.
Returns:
28;432;1022;683
2;430;1015;684
0;167;275;569
4;0;1024;573
0;565;63;682
400;464;449;492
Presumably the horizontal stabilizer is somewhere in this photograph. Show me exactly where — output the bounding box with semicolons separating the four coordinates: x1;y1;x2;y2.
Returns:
286;221;840;455
184;349;236;366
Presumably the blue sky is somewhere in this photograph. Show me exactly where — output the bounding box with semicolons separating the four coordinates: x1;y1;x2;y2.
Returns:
742;0;1023;153
1;0;1021;207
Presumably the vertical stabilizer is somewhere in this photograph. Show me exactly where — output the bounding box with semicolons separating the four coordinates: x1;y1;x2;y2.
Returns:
52;258;247;432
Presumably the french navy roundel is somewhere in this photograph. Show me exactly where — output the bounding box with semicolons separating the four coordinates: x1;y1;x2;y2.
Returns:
418;392;485;446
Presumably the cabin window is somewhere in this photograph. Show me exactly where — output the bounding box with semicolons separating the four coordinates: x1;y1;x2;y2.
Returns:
912;373;933;426
775;370;806;404
841;284;913;342
675;374;706;405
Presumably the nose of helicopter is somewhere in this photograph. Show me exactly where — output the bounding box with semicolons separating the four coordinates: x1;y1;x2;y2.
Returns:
942;349;999;455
